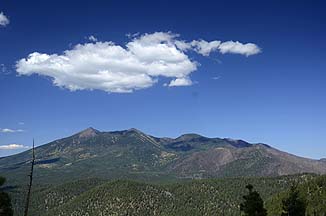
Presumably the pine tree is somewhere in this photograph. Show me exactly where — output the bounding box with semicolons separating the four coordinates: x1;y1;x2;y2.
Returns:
240;184;267;216
281;185;306;216
0;176;13;216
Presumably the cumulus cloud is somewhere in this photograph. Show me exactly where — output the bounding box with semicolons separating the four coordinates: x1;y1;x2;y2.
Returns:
190;40;221;56
0;144;29;150
0;128;24;133
168;77;193;87
0;12;9;27
177;39;260;57
16;32;261;93
218;41;261;56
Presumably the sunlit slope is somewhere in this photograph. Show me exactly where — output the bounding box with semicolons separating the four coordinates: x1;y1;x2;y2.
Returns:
1;128;326;185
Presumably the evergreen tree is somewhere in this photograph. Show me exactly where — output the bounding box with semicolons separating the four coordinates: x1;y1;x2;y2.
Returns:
0;176;13;216
240;184;267;216
281;185;306;216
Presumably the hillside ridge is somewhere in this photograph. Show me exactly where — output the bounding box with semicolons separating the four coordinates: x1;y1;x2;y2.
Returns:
0;127;325;185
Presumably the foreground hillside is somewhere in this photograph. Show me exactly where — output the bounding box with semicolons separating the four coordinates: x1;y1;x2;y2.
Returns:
266;175;326;215
7;174;319;216
1;128;326;186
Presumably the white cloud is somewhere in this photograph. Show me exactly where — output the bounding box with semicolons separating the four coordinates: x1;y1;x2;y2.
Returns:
190;40;221;56
218;41;261;56
0;12;9;27
88;35;98;42
0;144;29;150
177;39;260;57
0;128;24;133
16;32;261;93
168;77;192;87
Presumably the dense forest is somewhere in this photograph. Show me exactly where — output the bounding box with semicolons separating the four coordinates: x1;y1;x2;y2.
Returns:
3;174;325;216
266;174;326;215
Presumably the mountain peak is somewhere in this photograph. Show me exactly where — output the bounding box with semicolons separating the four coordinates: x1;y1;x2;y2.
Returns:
127;128;142;133
77;127;99;138
2;127;326;184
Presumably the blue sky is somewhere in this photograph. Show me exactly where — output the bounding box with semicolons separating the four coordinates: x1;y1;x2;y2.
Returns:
0;0;325;159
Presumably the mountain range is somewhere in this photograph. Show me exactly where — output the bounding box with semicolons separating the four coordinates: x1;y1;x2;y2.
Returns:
1;127;326;185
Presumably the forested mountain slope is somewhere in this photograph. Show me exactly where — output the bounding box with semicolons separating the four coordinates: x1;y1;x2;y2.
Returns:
1;127;325;186
6;174;319;216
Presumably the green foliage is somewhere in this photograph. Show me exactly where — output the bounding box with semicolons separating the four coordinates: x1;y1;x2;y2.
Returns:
240;184;267;216
0;176;13;216
5;174;309;216
266;175;326;215
1;128;325;215
281;185;306;216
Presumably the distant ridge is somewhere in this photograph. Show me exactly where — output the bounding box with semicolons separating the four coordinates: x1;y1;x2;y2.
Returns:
0;127;325;185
